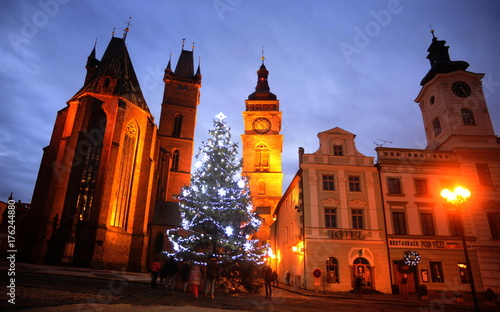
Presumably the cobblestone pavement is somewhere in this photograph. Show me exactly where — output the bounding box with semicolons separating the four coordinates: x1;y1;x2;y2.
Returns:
1;262;498;312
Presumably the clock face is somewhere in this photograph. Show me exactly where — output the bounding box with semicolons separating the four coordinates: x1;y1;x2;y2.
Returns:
252;117;271;134
451;81;471;98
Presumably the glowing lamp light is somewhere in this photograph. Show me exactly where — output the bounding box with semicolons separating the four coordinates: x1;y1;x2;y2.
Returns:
292;246;298;252
441;186;471;205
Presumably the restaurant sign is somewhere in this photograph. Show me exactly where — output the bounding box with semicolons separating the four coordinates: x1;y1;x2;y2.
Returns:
388;238;462;249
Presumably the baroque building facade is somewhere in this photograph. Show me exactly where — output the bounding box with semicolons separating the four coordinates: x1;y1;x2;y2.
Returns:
19;30;201;271
270;33;500;296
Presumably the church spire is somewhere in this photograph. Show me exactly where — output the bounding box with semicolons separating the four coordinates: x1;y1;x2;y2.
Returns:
247;52;277;101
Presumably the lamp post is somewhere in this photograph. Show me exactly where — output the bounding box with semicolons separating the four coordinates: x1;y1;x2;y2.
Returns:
440;186;480;311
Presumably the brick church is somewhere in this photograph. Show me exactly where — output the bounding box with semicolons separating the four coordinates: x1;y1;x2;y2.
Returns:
19;28;202;271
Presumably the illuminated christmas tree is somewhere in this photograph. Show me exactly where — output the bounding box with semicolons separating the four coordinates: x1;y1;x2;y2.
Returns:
167;113;264;266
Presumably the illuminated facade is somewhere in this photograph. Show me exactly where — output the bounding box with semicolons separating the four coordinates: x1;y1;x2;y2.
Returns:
241;60;283;246
377;33;500;294
20;32;201;271
271;128;391;293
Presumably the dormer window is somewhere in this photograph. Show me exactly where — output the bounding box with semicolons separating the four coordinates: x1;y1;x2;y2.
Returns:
333;145;343;156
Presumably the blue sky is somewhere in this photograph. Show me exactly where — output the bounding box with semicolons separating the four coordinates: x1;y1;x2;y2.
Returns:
1;0;500;202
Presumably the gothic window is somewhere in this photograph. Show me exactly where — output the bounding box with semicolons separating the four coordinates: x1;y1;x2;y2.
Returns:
392;211;407;235
461;108;476;125
75;105;105;222
322;175;335;191
387;178;402;194
111;122;138;229
420;212;435;236
255;144;269;172
352;209;364;229
433;117;442;136
173;114;183;137
476;163;493;186
325;208;337;228
172;150;180;171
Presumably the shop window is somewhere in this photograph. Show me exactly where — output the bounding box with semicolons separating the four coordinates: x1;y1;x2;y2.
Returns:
430;262;444;283
326;257;339;283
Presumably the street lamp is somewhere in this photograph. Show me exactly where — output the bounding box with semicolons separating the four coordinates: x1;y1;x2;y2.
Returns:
441;186;480;311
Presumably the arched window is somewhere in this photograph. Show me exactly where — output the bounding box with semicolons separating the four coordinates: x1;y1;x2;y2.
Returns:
258;180;266;195
326;257;339;283
173;114;183;137
111;122;138;229
255;143;269;172
461;108;476;125
172;150;180;171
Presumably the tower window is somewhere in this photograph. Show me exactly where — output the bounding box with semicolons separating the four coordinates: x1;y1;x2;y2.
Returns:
173;114;183;137
255;144;269;172
461;109;476;125
433;117;442;136
172;150;180;171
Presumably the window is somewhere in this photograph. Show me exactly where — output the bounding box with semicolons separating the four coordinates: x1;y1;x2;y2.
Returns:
392;212;407;235
430;262;444;283
487;212;500;239
461;109;476;125
458;263;469;284
171;150;180;170
352;209;364;229
387;178;402;194
255;206;271;215
433;117;442;136
349;176;361;192
325;208;337;228
448;213;464;236
258;181;266;195
476;164;493;186
326;257;339;283
414;179;429;195
173;114;183;137
420;212;435;236
322;175;335;191
255;144;269;172
333;145;343;156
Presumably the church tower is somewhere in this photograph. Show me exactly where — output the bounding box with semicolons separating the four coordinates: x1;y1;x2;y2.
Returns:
415;30;498;151
241;57;283;246
149;41;201;260
22;27;158;271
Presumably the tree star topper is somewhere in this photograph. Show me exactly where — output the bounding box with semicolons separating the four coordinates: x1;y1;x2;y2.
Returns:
216;112;227;121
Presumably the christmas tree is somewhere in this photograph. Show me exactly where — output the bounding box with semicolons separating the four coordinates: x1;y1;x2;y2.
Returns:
167;112;264;266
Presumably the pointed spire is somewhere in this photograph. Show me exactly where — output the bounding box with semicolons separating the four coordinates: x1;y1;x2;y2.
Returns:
8;192;13;201
123;17;132;41
195;56;201;76
247;52;277;101
261;45;265;65
112;27;116;37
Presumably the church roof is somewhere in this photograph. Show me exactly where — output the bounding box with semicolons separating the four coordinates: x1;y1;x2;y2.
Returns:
73;36;150;112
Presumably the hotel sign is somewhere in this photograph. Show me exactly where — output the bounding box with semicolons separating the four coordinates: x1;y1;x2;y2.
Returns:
327;230;365;240
388;238;462;249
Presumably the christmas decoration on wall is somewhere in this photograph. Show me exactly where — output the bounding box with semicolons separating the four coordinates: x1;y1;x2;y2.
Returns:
167;113;265;265
403;250;421;266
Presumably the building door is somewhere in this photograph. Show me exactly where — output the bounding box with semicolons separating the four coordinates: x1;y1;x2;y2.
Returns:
351;257;373;289
393;261;416;293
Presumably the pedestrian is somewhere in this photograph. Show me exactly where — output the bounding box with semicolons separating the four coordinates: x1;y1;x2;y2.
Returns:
354;274;363;297
161;256;179;295
263;265;273;298
272;270;278;287
401;273;408;300
180;262;191;292
204;258;218;298
150;259;161;288
286;271;291;286
189;264;202;299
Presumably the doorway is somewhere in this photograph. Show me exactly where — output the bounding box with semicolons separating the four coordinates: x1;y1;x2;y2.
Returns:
393;261;417;293
351;257;373;289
